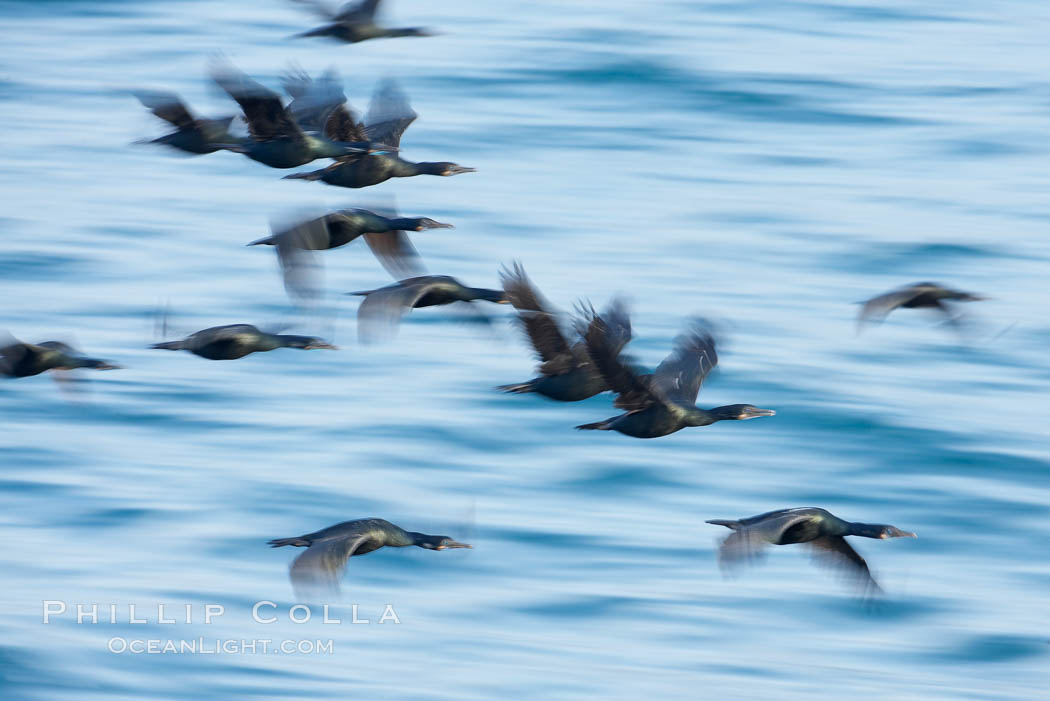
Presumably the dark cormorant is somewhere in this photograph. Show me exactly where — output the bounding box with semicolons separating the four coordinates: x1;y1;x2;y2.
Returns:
132;91;240;155
349;275;508;343
254;207;450;302
209;60;378;169
284;79;473;188
151;324;336;360
290;0;435;44
707;507;916;595
576;316;774;438
1;337;119;378
857;282;985;331
269;517;470;599
496;263;632;401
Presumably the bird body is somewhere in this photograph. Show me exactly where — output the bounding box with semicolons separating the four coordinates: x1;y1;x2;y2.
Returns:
1;338;118;378
576;315;773;438
151;324;336;360
706;507;916;595
269;517;470;599
249;209;451;250
133;90;240;155
497;263;631;402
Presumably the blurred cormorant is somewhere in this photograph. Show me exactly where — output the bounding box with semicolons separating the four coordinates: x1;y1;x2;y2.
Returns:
210;60;378;169
707;507;916;595
349;275;507;343
496;263;632;401
151;324;336;360
284;79;473;188
857;282;985;331
132;90;239;155
577;316;773;438
1;337;119;378
269;517;470;599
290;0;435;44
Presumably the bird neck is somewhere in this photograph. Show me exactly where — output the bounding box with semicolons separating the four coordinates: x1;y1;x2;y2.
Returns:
468;287;506;303
846;522;883;538
407;531;436;548
389;217;423;231
414;161;449;176
688;406;741;425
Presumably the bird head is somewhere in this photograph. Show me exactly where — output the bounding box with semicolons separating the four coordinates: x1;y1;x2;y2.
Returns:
417;535;472;550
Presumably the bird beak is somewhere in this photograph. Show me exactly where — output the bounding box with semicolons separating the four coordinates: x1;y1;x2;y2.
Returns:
741;407;775;419
437;541;472;550
306;342;338;350
444;166;476;176
433;221;454;229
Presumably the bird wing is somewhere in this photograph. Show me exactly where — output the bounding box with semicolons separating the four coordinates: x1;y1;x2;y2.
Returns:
211;61;303;143
36;341;80;355
649;319;718;405
270;216;333;303
364;79;417;148
288;0;340;20
499;263;575;375
191;324;262;347
133;90;196;129
712;511;814;575
324;105;369;143
582;308;654;412
356;280;434;343
333;0;382;22
857;285;926;326
363;231;427;280
806;535;882;597
283;66;353;135
288;533;370;601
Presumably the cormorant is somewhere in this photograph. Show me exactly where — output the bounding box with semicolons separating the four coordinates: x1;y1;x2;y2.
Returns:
209;60;378;169
284;79;473;188
253;207;450;302
496;263;632;401
707;507;916;595
151;324;336;360
132;90;240;155
576;316;774;438
269;517;470;599
857;282;985;331
290;0;435;44
349;275;508;343
1;337;119;378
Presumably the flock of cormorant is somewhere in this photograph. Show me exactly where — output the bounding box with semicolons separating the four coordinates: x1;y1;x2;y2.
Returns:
2;0;991;600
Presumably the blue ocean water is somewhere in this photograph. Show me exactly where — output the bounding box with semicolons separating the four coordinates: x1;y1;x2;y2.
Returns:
1;0;1049;698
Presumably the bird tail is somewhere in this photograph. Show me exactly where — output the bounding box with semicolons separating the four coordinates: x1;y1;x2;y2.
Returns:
267;537;310;548
292;24;338;39
283;169;324;182
150;341;185;351
705;519;741;530
496;381;536;394
575;420;611;431
344;289;375;297
246;235;275;246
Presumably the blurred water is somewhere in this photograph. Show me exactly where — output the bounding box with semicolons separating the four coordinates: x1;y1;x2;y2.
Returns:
1;0;1049;699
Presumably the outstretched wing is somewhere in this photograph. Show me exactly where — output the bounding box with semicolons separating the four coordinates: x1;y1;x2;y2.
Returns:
133;90;196;129
857;285;928;326
333;0;382;22
324;105;369;143
269;215;332;303
649;318;718;405
711;511;814;575
283;66;352;135
288;534;370;601
582;308;653;412
364;79;417;148
807;535;882;597
211;60;303;143
356;280;433;343
500;263;575;375
288;0;341;20
363;231;426;280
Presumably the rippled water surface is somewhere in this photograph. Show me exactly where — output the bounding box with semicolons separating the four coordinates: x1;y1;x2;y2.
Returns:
2;1;1049;699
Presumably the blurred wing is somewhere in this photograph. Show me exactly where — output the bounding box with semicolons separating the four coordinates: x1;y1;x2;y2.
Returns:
857;287;921;326
364;230;427;280
271;216;332;303
288;534;369;602
356;281;431;343
211;61;302;142
650;319;718;405
714;511;809;575
499;263;575;374
133;90;195;128
323;105;368;143
334;0;381;21
807;536;882;597
288;0;340;20
582;309;653;411
284;66;352;135
364;80;416;148
36;341;80;355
